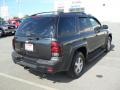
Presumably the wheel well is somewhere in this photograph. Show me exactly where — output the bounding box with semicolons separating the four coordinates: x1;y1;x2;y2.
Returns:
0;29;4;33
67;46;87;71
76;47;87;59
0;28;3;31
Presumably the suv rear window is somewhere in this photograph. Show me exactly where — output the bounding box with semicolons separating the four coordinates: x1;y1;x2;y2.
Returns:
15;16;57;38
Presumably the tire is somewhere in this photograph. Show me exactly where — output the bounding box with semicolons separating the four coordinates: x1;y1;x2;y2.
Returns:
0;30;3;37
105;37;112;52
11;32;15;35
67;52;85;79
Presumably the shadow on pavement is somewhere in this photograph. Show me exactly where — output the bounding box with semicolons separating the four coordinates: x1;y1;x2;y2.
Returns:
28;44;115;83
0;34;14;39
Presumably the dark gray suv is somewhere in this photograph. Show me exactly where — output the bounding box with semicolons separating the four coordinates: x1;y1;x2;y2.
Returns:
12;12;112;78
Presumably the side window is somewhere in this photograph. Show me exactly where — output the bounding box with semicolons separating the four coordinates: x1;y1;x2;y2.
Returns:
78;17;91;30
89;18;101;27
58;16;75;37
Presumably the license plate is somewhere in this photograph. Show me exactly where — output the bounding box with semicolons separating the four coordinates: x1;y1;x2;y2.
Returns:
25;43;33;51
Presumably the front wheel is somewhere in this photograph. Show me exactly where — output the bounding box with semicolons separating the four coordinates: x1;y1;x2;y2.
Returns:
105;37;112;52
0;30;3;37
67;52;85;79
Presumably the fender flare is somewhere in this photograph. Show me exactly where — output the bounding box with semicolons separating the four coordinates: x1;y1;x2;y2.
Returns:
66;42;88;71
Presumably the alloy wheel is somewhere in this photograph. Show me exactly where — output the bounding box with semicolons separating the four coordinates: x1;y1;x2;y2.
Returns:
74;56;83;75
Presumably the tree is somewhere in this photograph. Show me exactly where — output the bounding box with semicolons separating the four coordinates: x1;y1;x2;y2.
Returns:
13;16;19;19
23;15;29;19
0;17;4;21
0;17;5;24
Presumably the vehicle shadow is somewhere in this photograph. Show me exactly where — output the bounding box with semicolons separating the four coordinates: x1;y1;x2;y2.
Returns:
29;44;115;83
0;34;14;39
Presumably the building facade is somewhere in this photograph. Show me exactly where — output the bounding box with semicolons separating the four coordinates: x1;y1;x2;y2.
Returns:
54;0;120;22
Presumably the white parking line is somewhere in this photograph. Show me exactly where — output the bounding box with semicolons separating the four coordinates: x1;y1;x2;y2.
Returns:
0;73;58;90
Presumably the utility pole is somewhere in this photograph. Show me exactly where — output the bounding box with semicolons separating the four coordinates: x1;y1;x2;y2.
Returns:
1;0;9;20
16;0;22;18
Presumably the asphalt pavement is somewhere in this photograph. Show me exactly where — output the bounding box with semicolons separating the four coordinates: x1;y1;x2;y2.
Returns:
0;22;120;90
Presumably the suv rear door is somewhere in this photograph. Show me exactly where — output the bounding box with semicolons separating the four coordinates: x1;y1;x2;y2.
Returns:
14;16;57;60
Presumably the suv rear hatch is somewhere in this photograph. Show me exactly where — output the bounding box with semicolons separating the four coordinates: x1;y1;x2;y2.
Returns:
14;15;58;60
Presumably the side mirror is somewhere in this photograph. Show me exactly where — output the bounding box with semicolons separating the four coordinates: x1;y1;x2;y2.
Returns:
102;25;108;29
94;26;101;33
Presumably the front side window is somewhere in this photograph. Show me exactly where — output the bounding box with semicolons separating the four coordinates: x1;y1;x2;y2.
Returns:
89;18;101;27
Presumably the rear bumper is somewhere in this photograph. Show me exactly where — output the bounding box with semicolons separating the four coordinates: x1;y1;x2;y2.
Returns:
12;51;63;73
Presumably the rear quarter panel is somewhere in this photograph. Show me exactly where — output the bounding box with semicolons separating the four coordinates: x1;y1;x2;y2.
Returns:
57;34;87;71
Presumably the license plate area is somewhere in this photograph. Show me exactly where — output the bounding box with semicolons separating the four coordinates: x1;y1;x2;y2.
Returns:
25;43;33;51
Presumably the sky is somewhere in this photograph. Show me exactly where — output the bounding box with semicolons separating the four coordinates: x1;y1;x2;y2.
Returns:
0;0;120;22
0;0;54;17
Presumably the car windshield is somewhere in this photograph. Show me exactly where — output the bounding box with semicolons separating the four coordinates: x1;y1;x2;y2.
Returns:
15;16;57;38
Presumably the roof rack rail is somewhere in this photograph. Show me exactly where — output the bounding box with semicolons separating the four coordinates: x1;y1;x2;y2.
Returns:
31;11;64;16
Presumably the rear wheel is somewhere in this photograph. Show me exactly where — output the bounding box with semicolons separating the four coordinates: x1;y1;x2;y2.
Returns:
67;52;85;78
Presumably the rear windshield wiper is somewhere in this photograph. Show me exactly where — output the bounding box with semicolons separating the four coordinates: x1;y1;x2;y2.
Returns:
26;32;36;37
26;32;44;40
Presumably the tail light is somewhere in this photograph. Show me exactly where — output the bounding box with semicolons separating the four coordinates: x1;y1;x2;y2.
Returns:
47;67;54;73
12;37;15;50
51;42;61;57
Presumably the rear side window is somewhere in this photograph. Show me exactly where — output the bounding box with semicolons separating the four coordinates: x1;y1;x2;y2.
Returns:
58;16;75;37
15;16;57;38
78;17;91;30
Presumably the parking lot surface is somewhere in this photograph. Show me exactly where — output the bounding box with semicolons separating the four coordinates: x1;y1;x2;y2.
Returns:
0;22;120;90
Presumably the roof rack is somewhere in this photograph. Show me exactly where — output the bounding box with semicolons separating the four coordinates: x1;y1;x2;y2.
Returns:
31;11;64;16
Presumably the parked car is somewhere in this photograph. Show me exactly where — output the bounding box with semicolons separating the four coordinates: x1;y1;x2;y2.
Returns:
8;19;22;28
0;22;16;37
12;12;112;78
